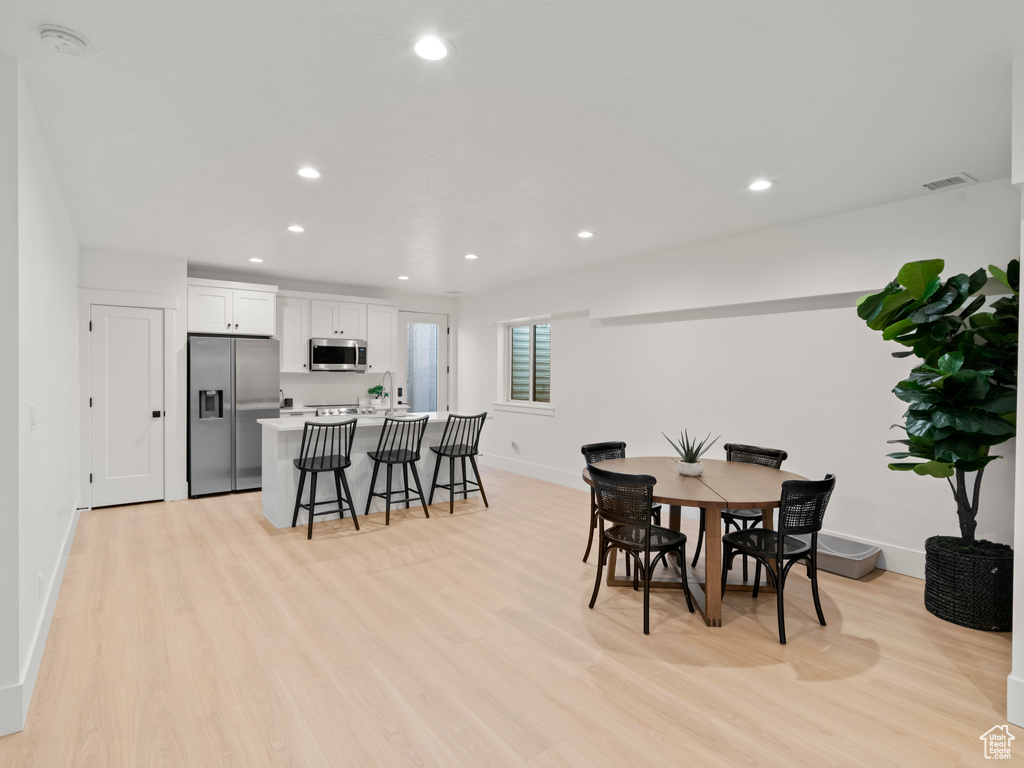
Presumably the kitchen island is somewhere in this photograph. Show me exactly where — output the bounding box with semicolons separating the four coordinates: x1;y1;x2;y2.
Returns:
258;412;449;529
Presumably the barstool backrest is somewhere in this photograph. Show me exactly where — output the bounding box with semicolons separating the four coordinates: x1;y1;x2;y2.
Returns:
373;415;430;460
437;413;487;457
298;419;357;468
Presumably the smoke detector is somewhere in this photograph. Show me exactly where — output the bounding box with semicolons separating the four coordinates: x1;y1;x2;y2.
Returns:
39;25;88;56
917;172;976;192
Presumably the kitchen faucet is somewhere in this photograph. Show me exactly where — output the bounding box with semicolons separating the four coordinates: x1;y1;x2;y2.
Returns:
381;371;396;417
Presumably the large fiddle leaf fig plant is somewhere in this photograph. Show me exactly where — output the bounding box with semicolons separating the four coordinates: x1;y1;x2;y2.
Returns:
857;259;1018;545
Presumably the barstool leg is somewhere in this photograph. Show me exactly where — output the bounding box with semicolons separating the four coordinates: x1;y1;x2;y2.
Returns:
364;460;380;517
428;453;442;505
333;471;345;522
340;470;359;530
307;472;318;540
403;463;410;509
409;461;429;518
449;457;455;514
461;457;468;499
292;469;307;528
469;455;488;507
385;464;393;526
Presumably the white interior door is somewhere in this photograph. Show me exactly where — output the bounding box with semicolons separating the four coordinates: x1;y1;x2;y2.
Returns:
399;312;448;413
90;305;164;507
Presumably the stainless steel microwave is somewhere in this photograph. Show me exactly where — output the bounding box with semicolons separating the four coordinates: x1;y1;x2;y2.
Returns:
309;338;368;372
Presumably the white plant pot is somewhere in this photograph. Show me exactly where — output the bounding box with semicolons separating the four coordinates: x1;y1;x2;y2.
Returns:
677;460;703;477
370;398;383;407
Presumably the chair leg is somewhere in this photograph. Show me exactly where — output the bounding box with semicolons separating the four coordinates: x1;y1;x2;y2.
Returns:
428;453;442;505
385;464;393;526
469;455;488;507
721;542;732;597
409;461;429;518
402;463;410;509
691;508;705;567
340;470;359;531
292;469;307;528
753;559;762;598
582;490;597;563
643;549;651;634
449;457;455;515
678;543;695;613
777;564;789;644
810;554;826;626
364;460;380;517
740;520;750;582
589;539;607;609
307;473;318;540
461;457;469;498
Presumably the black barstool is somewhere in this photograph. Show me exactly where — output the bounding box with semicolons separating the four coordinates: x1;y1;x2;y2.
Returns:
427;413;488;515
365;415;430;525
292;419;359;540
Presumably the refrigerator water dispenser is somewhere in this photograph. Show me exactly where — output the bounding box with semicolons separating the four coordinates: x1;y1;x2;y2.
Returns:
200;390;223;419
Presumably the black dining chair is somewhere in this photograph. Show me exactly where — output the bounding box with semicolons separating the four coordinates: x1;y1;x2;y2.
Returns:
588;465;694;634
291;419;359;540
691;443;789;581
365;415;430;525
580;441;660;563
721;474;836;644
427;412;488;515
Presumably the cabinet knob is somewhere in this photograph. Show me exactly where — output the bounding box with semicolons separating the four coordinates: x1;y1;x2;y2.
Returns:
235;323;239;328
227;324;230;328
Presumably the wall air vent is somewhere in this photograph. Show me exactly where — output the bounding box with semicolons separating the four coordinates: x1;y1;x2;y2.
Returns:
918;173;976;192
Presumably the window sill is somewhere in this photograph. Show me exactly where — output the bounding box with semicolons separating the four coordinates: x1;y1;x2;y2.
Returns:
493;402;555;417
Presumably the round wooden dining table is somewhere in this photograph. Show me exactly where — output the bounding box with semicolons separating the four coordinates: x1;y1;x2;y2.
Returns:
583;456;806;627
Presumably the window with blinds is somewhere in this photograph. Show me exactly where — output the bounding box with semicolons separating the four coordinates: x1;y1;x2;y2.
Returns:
509;323;551;403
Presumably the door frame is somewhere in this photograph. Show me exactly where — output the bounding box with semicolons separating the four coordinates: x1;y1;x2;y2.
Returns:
79;289;181;508
398;311;450;413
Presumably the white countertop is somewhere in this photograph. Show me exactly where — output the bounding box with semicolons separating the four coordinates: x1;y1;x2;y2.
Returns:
259;412;444;432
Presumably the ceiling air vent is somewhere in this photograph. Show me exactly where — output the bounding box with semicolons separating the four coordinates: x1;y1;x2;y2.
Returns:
918;173;976;192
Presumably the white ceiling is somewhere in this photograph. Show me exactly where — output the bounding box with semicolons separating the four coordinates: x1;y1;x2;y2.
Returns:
1;1;1022;295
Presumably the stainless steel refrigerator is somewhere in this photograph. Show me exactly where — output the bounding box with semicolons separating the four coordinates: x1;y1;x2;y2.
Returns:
188;336;280;496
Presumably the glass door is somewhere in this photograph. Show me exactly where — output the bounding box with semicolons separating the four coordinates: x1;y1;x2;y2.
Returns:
399;312;448;413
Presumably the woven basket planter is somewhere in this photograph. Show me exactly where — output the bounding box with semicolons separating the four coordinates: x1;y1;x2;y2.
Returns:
924;536;1013;632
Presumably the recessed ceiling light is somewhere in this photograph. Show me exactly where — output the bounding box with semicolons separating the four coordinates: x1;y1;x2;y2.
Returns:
287;225;304;233
398;275;410;280
249;258;263;263
748;179;773;191
578;231;594;239
414;35;449;60
297;167;321;179
465;254;477;260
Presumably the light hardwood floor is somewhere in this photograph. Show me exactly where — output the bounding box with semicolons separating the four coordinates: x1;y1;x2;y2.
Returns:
0;466;1017;767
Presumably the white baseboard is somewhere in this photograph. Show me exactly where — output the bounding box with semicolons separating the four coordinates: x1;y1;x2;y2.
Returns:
477;453;583;488
0;503;81;737
1008;674;1024;727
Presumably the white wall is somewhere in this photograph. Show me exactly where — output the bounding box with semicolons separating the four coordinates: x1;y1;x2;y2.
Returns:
0;58;81;737
457;179;1020;578
79;249;189;502
0;57;21;727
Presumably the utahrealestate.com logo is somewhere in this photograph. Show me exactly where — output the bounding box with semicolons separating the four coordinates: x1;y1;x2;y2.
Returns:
980;725;1015;760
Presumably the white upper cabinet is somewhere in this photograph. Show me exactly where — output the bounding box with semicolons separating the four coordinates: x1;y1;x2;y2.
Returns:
310;299;366;339
366;304;398;374
187;285;233;333
188;279;277;336
277;297;310;373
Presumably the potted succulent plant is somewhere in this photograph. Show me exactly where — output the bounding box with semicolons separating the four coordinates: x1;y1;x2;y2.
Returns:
857;258;1018;631
663;430;720;477
367;384;388;407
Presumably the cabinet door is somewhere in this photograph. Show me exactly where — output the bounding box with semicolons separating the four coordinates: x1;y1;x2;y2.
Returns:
336;302;367;338
366;305;398;373
277;297;309;373
188;285;234;333
310;300;339;337
232;290;276;335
